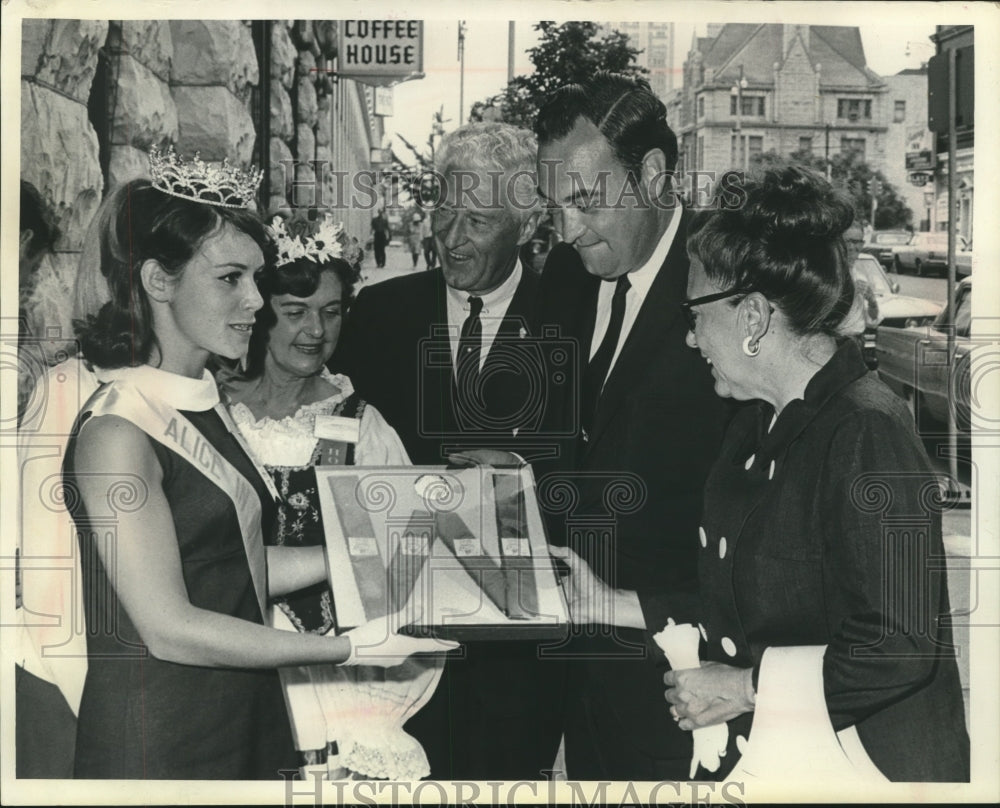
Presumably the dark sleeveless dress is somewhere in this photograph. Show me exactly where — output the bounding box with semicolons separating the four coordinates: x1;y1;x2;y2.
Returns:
65;407;297;779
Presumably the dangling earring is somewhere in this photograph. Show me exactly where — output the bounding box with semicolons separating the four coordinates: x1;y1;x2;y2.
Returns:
742;336;760;357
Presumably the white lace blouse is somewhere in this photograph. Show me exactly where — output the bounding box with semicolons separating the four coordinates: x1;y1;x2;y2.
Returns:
229;370;410;468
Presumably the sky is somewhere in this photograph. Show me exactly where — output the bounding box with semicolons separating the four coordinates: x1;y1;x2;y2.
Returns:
385;17;940;160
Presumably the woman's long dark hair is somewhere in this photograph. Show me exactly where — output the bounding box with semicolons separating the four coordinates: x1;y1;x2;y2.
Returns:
74;179;274;369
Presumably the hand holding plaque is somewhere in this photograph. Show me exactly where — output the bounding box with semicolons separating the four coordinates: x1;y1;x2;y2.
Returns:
341;611;459;667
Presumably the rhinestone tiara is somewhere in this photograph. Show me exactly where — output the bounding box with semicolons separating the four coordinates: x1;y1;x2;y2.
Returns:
149;145;262;210
268;214;363;268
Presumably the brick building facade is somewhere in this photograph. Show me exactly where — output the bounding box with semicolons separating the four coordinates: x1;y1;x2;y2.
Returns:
930;25;974;246
676;24;889;179
883;68;932;232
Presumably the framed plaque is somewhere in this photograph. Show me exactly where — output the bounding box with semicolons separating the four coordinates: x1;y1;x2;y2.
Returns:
315;465;569;640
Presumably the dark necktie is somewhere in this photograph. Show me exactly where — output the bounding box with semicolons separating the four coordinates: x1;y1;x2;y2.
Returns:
582;274;631;437
457;295;484;384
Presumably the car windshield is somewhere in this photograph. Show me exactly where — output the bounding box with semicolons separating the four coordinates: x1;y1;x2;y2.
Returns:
873;232;910;245
935;284;972;337
852;256;893;296
920;234;948;248
954;286;971;337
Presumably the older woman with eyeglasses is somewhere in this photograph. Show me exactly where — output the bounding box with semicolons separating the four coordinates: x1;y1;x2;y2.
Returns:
660;165;969;782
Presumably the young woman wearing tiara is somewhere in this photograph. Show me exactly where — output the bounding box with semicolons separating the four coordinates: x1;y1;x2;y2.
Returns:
63;148;455;780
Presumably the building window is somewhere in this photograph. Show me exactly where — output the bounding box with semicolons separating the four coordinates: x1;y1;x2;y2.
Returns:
697;135;704;170
697;95;704;118
837;98;872;121
840;137;866;161
731;134;763;166
731;95;765;116
894;100;906;122
798;136;813;155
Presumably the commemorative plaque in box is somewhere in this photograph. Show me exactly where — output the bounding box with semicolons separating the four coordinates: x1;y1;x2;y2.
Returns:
315;465;569;640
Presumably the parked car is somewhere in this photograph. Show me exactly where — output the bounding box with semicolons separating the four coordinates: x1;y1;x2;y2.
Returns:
892;232;972;277
862;230;911;270
852;254;942;328
876;276;972;434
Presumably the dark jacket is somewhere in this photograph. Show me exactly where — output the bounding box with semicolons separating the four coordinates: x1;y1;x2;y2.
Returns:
331;265;565;780
334;266;547;464
533;212;729;776
653;339;969;782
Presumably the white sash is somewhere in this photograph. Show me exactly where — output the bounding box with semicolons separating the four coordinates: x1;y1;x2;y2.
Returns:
86;382;272;620
726;645;888;782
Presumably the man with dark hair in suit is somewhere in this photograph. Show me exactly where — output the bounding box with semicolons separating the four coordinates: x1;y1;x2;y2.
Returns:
534;71;729;780
333;122;565;779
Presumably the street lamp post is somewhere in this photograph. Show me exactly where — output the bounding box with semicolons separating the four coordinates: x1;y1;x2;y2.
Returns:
731;65;749;170
458;21;467;126
824;123;832;181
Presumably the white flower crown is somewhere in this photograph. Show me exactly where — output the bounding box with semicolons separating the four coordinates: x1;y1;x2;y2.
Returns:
268;214;362;268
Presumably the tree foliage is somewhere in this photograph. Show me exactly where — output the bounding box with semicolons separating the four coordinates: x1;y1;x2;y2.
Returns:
469;22;647;129
751;148;913;230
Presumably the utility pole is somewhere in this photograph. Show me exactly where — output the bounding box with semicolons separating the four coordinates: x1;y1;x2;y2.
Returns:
508;22;515;83
945;45;958;495
825;123;832;181
458;21;467;126
731;65;748;170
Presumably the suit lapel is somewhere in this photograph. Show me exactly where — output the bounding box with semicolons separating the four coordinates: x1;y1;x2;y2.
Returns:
487;267;537;345
587;209;691;452
423;271;457;437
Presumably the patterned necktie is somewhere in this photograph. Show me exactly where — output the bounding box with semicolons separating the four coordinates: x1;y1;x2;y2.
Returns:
582;274;631;437
457;295;484;383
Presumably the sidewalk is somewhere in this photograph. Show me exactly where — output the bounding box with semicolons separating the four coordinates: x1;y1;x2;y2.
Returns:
357;241;434;292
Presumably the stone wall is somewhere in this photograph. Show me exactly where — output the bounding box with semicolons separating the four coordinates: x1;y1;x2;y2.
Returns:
170;20;258;164
19;19;108;362
267;20;381;248
106;21;177;186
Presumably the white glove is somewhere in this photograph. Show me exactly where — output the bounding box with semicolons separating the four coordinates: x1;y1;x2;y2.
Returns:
653;619;730;778
341;612;459;668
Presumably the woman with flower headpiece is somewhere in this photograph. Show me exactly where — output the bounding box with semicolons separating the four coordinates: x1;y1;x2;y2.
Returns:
220;213;445;781
62;148;455;780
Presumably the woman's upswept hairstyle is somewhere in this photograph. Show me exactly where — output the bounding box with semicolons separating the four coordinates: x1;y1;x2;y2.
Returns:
687;165;857;337
74;179;273;369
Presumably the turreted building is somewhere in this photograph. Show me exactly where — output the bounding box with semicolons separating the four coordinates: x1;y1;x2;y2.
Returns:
677;24;889;176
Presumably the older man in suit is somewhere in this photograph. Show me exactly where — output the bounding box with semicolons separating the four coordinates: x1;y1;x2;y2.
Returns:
533;72;729;780
333;122;565;779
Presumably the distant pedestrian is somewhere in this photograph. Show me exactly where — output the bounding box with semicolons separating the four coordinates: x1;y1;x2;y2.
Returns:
420;213;436;269
371;210;390;268
405;211;422;268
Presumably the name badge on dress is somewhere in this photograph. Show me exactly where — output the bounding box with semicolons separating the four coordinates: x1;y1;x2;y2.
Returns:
314;415;361;444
